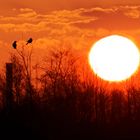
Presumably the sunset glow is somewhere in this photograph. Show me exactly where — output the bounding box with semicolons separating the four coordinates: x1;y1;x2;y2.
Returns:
89;35;140;82
2;1;140;139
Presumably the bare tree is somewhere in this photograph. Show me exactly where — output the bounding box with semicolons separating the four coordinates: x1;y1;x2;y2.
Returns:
12;39;34;103
10;54;24;105
40;47;80;97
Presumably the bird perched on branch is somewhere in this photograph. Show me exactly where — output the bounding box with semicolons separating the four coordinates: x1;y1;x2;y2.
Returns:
12;41;17;49
26;38;33;45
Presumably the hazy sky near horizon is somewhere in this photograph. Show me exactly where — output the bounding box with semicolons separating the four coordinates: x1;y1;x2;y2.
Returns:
0;0;140;66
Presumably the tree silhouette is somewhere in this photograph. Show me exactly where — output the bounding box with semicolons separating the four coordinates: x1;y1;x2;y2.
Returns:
0;41;139;139
12;40;33;100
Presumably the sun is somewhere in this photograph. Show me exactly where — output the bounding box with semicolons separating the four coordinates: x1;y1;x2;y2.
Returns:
89;35;140;82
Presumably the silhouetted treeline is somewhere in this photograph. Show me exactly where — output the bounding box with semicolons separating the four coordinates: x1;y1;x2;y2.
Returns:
0;47;139;139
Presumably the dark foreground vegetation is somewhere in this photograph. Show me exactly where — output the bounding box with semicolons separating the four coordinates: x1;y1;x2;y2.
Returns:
0;47;140;140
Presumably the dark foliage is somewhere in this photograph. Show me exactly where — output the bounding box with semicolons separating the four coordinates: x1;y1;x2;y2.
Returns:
0;48;140;140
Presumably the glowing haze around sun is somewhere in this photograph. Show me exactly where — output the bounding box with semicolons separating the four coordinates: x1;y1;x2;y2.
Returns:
89;35;140;82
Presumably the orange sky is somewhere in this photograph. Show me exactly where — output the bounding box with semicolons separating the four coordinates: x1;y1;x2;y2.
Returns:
0;0;140;68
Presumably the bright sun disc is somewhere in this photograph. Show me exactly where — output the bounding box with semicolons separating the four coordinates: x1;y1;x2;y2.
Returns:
89;35;140;82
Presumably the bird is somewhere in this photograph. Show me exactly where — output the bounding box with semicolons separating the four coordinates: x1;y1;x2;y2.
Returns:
12;41;17;49
26;38;33;45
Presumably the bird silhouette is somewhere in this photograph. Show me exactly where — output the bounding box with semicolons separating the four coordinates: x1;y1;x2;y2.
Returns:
12;41;17;49
26;38;33;45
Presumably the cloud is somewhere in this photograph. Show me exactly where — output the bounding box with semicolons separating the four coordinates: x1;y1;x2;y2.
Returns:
125;9;140;18
81;7;116;17
19;8;35;13
72;6;140;30
121;6;140;19
1;5;140;70
18;8;37;18
0;6;139;44
1;6;140;33
0;6;140;52
0;8;96;24
0;8;97;33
